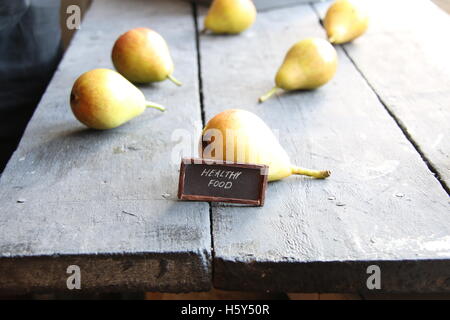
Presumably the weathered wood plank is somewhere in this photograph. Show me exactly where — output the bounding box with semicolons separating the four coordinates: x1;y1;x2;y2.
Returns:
315;0;450;191
0;0;211;293
198;4;450;292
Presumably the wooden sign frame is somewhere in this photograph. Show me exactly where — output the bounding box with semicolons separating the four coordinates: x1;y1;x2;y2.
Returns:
178;158;269;206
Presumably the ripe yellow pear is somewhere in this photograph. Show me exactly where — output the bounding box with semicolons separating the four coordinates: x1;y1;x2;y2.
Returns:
203;0;257;34
112;28;182;86
70;69;165;130
199;109;330;181
259;38;338;103
324;0;369;44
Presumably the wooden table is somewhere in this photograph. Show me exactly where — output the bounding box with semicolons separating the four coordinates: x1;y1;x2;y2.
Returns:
0;0;449;293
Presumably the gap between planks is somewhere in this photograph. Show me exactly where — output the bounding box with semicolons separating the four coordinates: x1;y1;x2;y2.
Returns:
192;2;215;283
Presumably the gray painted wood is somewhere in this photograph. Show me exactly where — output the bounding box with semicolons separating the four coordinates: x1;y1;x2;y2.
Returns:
198;4;450;292
0;0;211;293
315;0;450;191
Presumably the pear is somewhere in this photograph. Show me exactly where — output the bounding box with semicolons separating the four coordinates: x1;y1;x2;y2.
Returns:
203;0;257;34
324;0;369;44
111;28;182;86
70;68;165;130
199;109;330;181
259;38;337;103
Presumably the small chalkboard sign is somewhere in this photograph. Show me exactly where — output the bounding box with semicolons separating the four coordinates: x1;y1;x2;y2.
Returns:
178;158;268;206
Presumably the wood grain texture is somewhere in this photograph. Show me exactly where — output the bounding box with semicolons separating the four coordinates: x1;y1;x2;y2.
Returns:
315;0;450;191
198;4;450;292
0;0;211;293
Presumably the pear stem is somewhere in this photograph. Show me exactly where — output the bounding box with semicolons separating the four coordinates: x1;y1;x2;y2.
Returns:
328;36;337;44
167;74;183;86
291;166;331;179
145;100;166;112
259;87;279;103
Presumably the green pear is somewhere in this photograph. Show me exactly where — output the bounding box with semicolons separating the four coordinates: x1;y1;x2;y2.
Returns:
70;69;165;130
203;0;257;34
111;28;182;86
324;0;369;44
199;109;330;181
259;38;338;103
